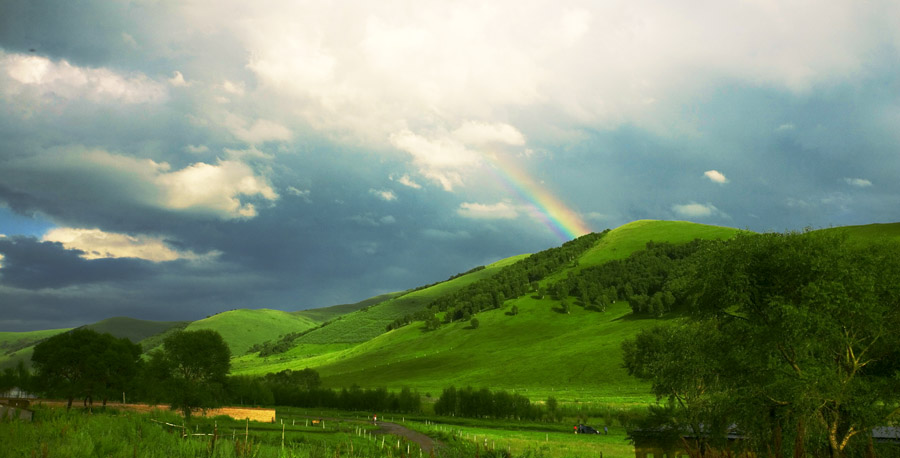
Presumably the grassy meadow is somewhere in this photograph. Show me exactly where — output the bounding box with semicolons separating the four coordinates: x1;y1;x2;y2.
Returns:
184;309;320;356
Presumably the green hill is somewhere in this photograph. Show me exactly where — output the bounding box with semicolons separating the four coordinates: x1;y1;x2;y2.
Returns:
184;309;319;356
84;316;189;343
293;292;405;323
275;255;530;347
231;220;745;403
0;328;71;369
577;219;741;266
818;222;900;243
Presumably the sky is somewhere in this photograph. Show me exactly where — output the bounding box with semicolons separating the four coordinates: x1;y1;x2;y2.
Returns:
1;1;899;331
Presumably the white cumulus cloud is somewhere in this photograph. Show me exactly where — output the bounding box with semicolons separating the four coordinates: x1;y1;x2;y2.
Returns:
224;115;293;144
168;71;189;87
704;170;729;184
369;189;397;201
844;177;872;187
457;201;519;220
157;160;279;218
452;121;526;146
672;202;719;218
1;51;166;105
389;130;480;191
42;228;213;262
392;174;422;189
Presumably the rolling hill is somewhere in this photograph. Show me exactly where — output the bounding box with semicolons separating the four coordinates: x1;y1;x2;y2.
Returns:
183;309;320;356
6;219;898;405
229;220;745;402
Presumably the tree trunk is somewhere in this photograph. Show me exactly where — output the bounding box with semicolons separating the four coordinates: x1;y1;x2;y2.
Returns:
792;419;804;458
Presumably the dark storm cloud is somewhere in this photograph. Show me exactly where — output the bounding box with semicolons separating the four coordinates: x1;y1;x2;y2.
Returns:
0;0;133;66
0;236;150;289
1;0;899;332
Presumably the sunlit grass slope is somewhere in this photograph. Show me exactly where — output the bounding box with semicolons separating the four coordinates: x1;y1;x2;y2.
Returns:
293;292;404;323
277;254;531;347
579;219;741;266
232;220;745;401
184;309;318;356
819;222;900;243
243;299;662;403
0;328;71;369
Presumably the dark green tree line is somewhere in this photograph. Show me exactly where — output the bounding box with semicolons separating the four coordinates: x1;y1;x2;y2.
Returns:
388;230;608;331
434;386;538;420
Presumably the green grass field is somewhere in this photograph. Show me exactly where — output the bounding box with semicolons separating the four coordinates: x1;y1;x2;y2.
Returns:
184;309;320;356
235;298;662;405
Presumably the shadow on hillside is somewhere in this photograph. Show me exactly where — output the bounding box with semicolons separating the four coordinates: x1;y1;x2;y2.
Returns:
613;311;678;321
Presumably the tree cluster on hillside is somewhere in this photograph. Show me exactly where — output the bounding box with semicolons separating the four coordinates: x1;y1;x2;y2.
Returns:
387;230;608;331
433;386;539;420
622;232;900;457
549;239;709;316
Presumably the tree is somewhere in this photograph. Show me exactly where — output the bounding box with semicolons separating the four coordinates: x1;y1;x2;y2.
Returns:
151;329;231;420
470;317;480;329
31;329;141;409
623;232;900;457
425;315;441;331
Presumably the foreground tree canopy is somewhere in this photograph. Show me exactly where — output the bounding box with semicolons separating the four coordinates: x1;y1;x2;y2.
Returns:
623;231;900;457
149;329;231;420
31;328;142;408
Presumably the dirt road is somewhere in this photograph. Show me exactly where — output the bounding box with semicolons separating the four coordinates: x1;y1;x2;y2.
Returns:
374;421;442;454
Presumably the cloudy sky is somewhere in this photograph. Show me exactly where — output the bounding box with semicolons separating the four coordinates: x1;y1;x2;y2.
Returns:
1;1;899;331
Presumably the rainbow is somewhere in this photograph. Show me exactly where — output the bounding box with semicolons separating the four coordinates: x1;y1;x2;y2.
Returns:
485;153;592;241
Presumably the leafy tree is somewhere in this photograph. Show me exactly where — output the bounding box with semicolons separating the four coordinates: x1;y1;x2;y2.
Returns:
470;317;480;329
623;232;900;457
31;329;141;409
425;315;441;331
150;329;231;420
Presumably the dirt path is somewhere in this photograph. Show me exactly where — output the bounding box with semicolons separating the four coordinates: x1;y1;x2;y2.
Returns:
374;421;442;454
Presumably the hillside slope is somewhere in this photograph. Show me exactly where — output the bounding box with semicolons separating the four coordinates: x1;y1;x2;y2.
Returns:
85;317;189;343
184;309;319;356
231;220;744;402
0;328;71;369
293;292;405;323
278;255;530;347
